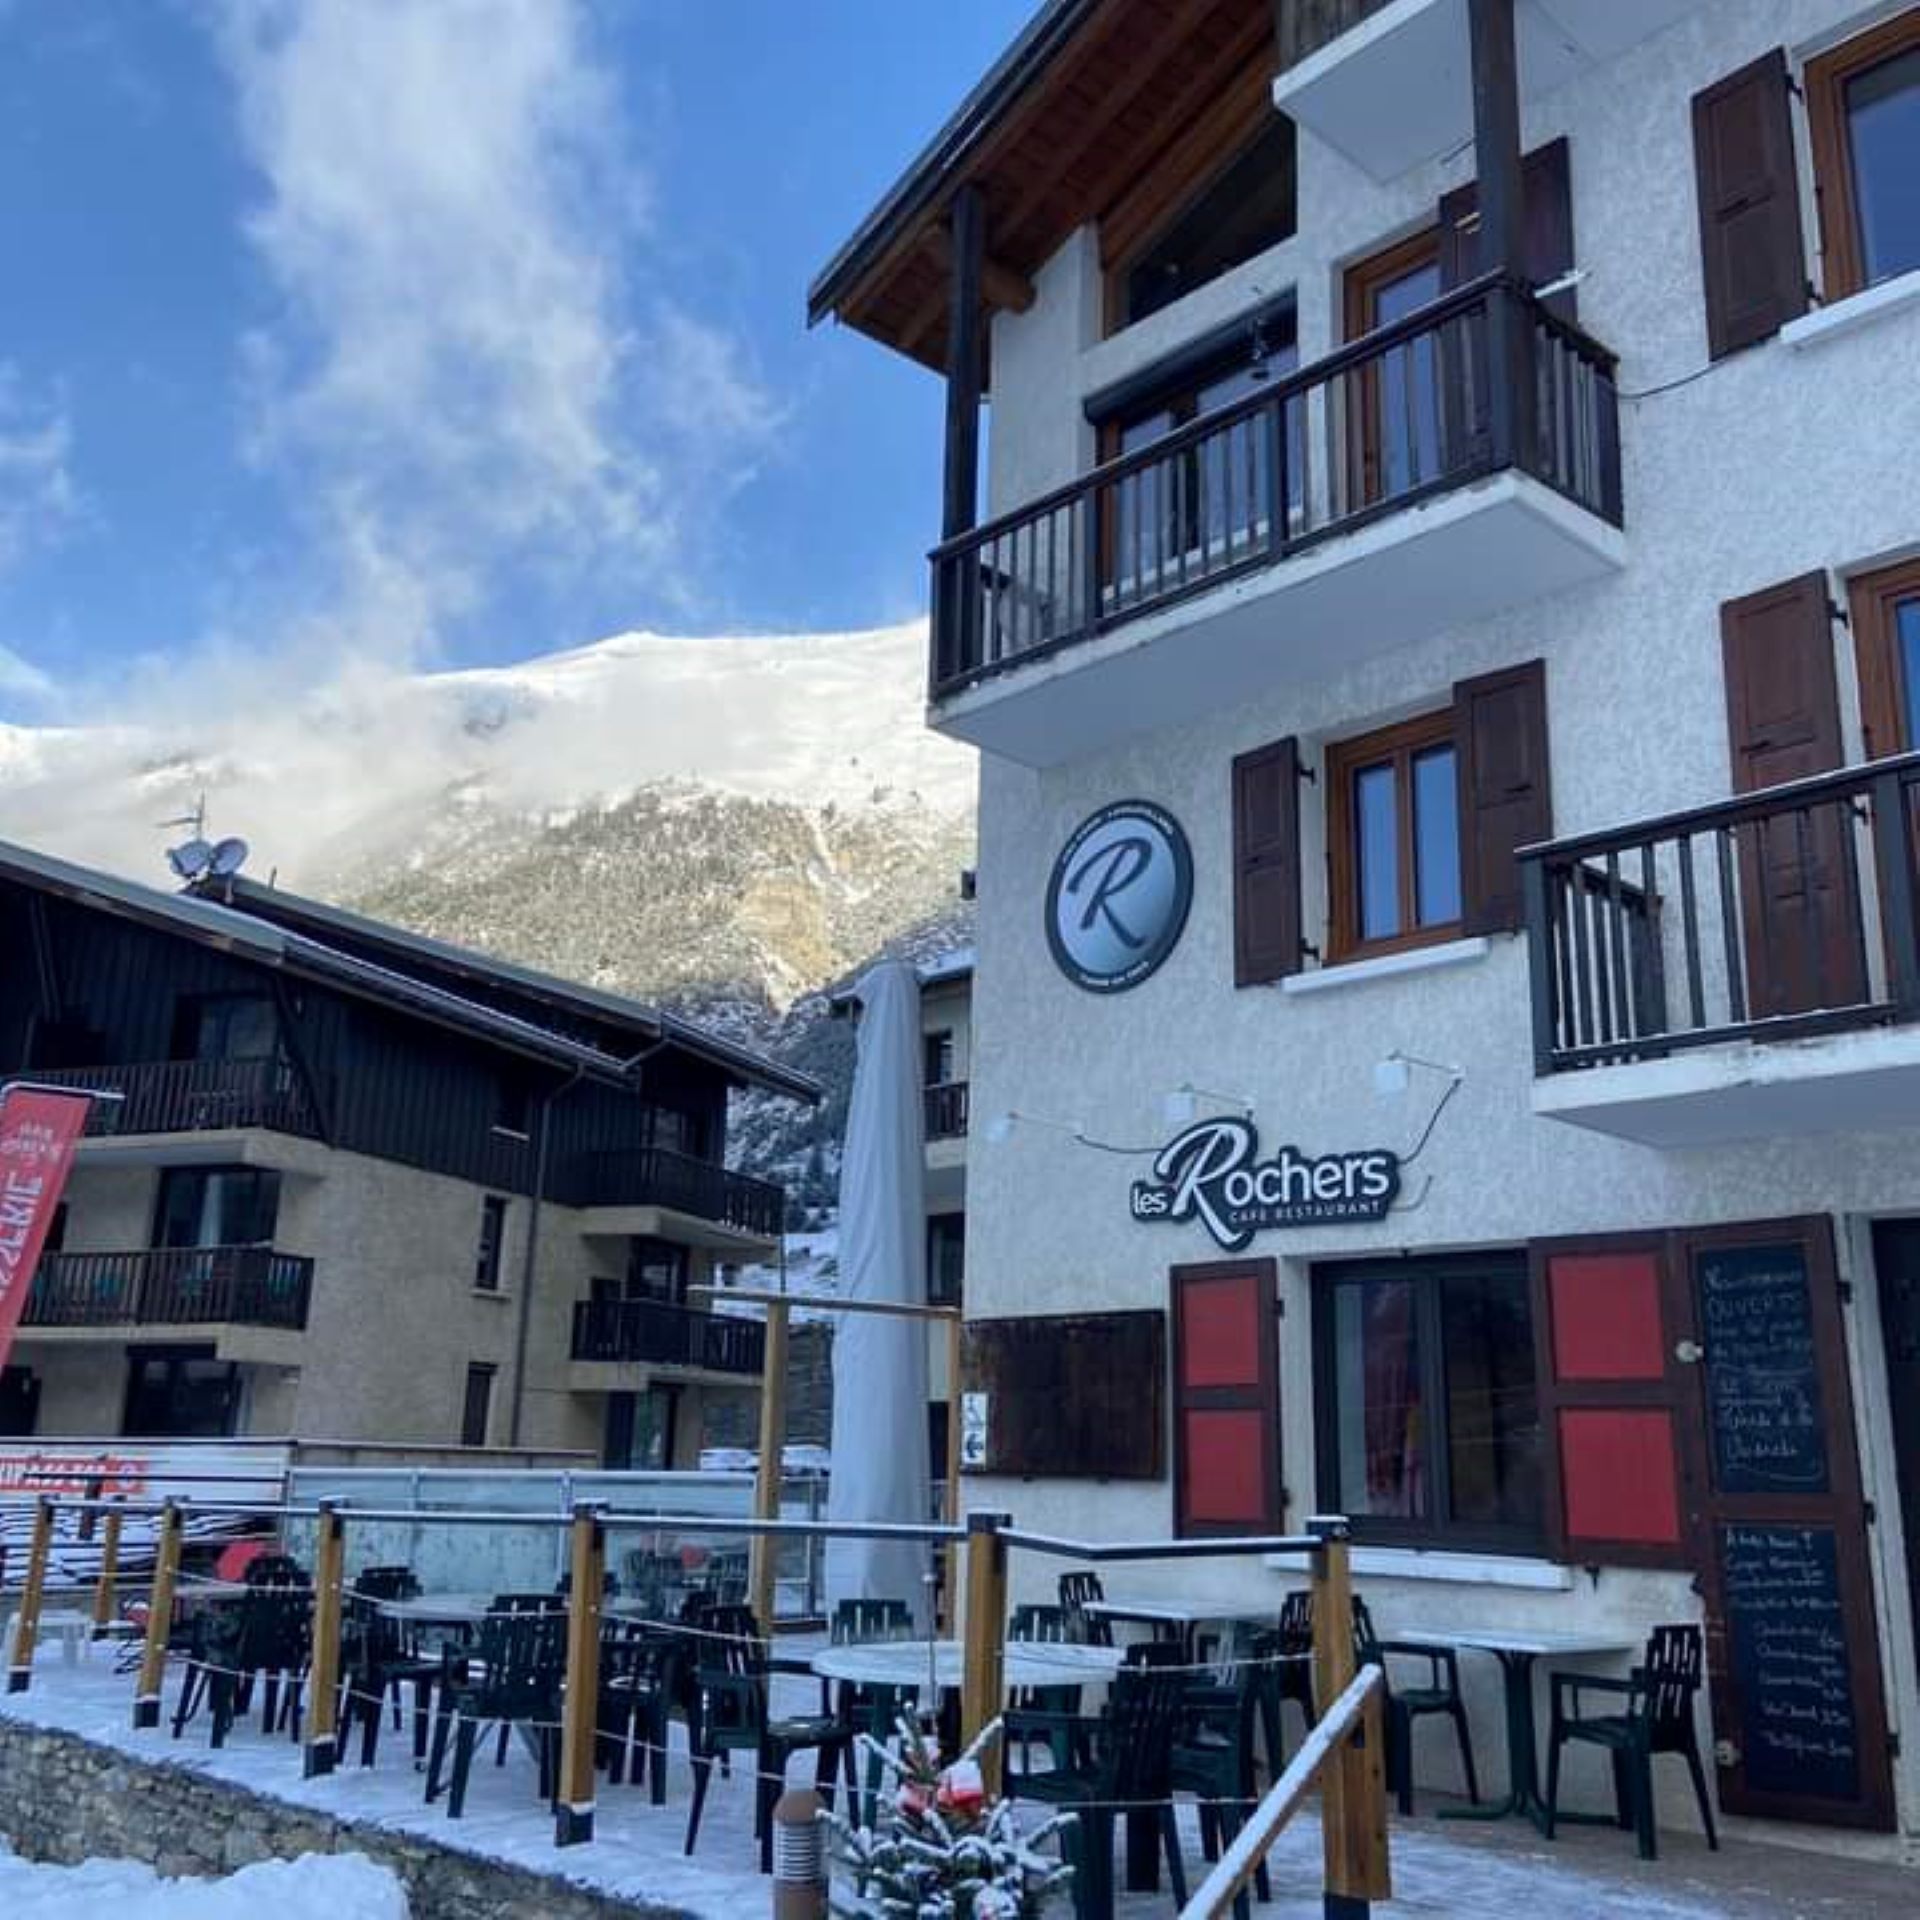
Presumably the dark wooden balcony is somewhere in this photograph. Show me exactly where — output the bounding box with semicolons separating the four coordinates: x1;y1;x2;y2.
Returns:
557;1146;785;1238
570;1297;766;1376
1524;754;1920;1076
26;1057;321;1141
924;1080;969;1141
928;274;1620;711
21;1246;315;1332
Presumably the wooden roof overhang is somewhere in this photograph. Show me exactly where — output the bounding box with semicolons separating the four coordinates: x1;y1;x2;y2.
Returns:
807;0;1281;377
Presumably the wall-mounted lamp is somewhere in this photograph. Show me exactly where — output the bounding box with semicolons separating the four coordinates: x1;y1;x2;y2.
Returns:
985;1109;1085;1145
1161;1081;1254;1127
1372;1049;1463;1099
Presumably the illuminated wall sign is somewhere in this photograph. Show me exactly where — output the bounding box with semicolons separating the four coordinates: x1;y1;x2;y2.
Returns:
1130;1117;1400;1251
1045;799;1193;994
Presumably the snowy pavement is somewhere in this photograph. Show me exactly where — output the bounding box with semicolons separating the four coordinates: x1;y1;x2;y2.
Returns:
0;1648;1913;1916
0;1844;409;1919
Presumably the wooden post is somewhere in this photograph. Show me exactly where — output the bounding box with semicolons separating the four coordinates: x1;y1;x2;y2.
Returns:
959;1510;1010;1794
1468;0;1534;473
6;1497;55;1693
941;182;985;544
91;1505;125;1640
303;1502;346;1777
943;1313;964;1631
556;1503;606;1846
133;1501;183;1729
1309;1515;1389;1914
750;1295;791;1633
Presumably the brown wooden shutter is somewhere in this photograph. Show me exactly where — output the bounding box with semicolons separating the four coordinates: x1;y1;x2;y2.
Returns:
1721;573;1864;1014
1455;658;1551;936
1172;1260;1280;1539
1531;1234;1692;1570
1438;137;1577;316
1692;49;1808;359
1233;737;1302;986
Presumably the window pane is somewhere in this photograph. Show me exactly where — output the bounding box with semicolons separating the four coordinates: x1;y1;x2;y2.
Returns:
1440;1267;1542;1530
1354;762;1400;941
1412;745;1462;925
1332;1281;1428;1520
1898;597;1920;749
1847;46;1920;285
1372;261;1443;496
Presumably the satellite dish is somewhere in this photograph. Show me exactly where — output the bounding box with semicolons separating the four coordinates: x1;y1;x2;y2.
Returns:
166;839;214;882
208;837;250;878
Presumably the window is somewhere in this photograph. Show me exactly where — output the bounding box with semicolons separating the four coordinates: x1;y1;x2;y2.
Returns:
1111;115;1298;329
625;1236;689;1305
473;1194;509;1292
493;1067;536;1137
1851;555;1920;759
1344;231;1445;507
1325;710;1463;960
602;1387;676;1470
1808;10;1920;299
123;1345;240;1438
1314;1253;1543;1552
927;1213;966;1308
171;992;278;1063
460;1363;496;1448
923;1028;956;1088
643;1104;707;1159
153;1168;280;1249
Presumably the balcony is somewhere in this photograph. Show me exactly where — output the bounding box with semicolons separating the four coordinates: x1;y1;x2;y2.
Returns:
929;275;1623;767
1274;0;1708;183
20;1246;315;1333
558;1146;785;1246
1523;755;1920;1147
924;1080;970;1142
28;1058;322;1143
569;1297;766;1377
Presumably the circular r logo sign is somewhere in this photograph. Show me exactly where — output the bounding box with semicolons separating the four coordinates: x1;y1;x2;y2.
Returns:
1044;799;1193;993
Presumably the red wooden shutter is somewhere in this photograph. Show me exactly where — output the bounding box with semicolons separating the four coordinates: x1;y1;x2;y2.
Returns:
1438;137;1577;316
1531;1235;1690;1568
1233;737;1302;986
1692;49;1808;359
1455;658;1551;935
1172;1260;1280;1538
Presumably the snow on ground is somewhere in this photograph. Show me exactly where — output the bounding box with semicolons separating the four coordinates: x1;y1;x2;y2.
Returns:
0;1843;408;1919
0;1652;1911;1917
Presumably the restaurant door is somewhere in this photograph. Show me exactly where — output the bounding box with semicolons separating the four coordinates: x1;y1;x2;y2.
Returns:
1871;1220;1920;1688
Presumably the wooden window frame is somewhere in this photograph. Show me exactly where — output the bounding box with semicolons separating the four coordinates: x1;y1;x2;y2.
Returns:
1342;227;1441;342
1850;553;1920;761
1324;708;1463;962
1806;9;1920;301
1311;1251;1545;1557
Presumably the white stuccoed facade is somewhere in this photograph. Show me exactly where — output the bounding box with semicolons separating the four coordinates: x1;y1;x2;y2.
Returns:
947;0;1920;1853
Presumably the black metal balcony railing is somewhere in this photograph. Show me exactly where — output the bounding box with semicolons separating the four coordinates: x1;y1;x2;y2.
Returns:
924;1080;970;1141
1522;754;1920;1074
558;1145;785;1238
929;272;1621;700
570;1297;767;1375
21;1246;315;1332
26;1057;321;1141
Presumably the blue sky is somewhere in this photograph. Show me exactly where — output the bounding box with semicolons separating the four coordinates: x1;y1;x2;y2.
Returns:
0;0;1032;722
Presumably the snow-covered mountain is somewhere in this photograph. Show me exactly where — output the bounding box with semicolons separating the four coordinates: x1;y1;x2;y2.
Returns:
0;621;978;1192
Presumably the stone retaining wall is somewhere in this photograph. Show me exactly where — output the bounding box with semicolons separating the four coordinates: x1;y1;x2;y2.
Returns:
0;1719;691;1919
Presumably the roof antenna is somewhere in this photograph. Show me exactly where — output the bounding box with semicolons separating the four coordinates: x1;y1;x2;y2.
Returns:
159;793;213;887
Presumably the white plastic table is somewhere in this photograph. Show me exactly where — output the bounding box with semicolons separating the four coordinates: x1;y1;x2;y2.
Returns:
811;1638;1122;1693
1387;1624;1637;1829
372;1590;497;1628
1084;1595;1270;1630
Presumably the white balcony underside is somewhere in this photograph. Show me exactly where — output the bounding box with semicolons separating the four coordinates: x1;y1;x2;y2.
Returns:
577;1204;779;1257
931;470;1623;770
1274;0;1708;183
1532;1024;1920;1148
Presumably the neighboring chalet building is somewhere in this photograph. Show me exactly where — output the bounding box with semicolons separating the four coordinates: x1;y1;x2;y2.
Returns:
816;0;1920;1851
0;840;817;1465
920;950;971;1467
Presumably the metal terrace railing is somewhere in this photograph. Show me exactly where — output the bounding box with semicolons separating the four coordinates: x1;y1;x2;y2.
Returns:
22;1246;315;1332
26;1057;322;1140
923;1078;969;1140
569;1297;767;1376
928;271;1621;700
557;1145;785;1238
1522;753;1920;1073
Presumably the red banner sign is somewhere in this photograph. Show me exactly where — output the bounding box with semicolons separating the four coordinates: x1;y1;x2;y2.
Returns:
0;1086;92;1377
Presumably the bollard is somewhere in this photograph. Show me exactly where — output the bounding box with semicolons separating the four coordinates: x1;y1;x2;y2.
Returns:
771;1785;828;1918
91;1506;125;1641
304;1501;346;1777
6;1497;55;1693
959;1510;1010;1795
133;1501;183;1730
555;1502;606;1847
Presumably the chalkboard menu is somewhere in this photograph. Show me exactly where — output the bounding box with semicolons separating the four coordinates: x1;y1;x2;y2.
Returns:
1719;1523;1860;1804
1699;1244;1829;1495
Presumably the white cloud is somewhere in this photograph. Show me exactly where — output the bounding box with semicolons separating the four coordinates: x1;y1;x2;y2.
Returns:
0;363;78;576
211;0;780;664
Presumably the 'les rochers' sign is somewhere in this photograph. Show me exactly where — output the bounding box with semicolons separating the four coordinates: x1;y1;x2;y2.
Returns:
1130;1117;1399;1252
